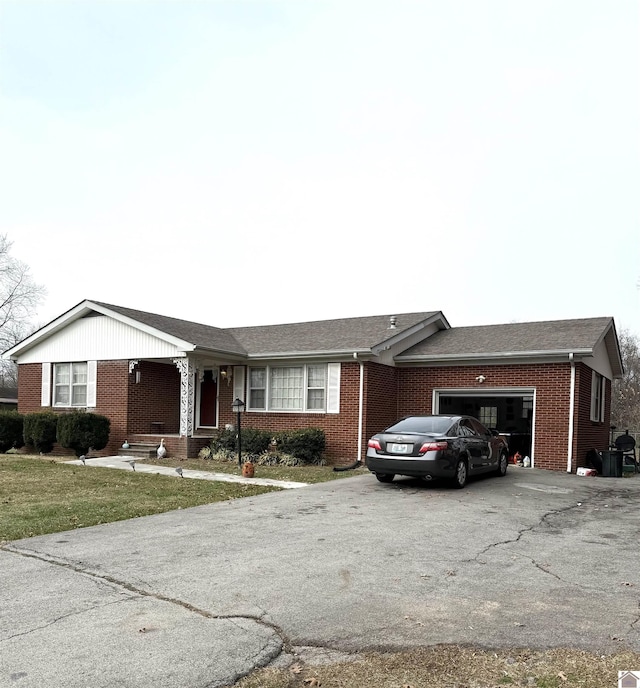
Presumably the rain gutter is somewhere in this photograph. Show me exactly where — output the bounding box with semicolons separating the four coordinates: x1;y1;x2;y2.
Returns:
354;352;365;462
396;348;593;364
567;353;576;473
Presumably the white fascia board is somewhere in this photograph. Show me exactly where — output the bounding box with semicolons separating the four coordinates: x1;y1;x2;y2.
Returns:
396;348;593;365
3;300;196;360
246;348;373;362
371;313;450;355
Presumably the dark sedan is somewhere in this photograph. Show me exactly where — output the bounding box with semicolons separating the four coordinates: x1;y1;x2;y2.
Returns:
365;414;509;488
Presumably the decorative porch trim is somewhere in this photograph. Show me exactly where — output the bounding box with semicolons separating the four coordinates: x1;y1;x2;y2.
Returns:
173;357;195;436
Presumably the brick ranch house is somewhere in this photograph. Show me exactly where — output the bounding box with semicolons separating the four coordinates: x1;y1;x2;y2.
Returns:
4;300;623;472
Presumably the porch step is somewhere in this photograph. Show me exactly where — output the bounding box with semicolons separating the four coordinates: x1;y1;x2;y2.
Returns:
118;443;158;459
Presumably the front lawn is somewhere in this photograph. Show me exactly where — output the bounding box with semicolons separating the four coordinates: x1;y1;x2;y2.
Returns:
0;455;277;543
137;456;367;483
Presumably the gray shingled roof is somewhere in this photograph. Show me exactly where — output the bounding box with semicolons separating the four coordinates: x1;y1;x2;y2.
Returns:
227;312;439;355
398;317;614;358
96;302;439;356
93;302;247;355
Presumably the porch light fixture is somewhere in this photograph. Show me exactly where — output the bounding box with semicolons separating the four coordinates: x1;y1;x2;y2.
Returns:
220;366;232;386
231;398;246;468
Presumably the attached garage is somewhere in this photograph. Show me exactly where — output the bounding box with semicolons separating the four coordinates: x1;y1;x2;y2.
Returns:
394;318;623;473
435;389;534;459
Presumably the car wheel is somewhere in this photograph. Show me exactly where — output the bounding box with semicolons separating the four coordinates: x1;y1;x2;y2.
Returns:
496;451;508;477
452;459;468;489
375;473;395;483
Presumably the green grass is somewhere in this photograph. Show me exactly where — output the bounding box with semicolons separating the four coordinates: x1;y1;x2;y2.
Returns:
0;456;278;542
138;456;367;483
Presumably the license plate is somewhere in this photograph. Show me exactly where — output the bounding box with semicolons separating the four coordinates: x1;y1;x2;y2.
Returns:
389;443;411;454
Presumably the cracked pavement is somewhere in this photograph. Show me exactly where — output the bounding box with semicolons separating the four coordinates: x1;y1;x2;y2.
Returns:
1;468;639;686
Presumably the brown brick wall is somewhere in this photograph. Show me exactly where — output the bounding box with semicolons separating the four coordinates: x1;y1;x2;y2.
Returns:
217;363;363;464
17;364;42;413
17;359;613;470
574;362;611;468
396;363;575;472
362;362;399;445
128;361;180;435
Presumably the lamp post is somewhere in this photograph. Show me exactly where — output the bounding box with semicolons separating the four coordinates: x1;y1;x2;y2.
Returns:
231;398;245;468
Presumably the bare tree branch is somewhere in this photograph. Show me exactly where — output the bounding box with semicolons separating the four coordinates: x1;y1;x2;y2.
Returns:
611;329;640;431
0;234;46;384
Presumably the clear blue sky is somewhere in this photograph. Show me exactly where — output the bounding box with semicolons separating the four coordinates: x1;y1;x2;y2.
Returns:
2;0;639;334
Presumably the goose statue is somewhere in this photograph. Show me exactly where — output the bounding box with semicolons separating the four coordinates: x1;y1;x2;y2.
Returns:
157;439;167;460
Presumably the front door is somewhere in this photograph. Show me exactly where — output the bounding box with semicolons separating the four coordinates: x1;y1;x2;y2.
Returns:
199;370;218;427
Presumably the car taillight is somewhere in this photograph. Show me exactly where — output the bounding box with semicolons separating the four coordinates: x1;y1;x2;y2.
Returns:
418;441;448;454
368;438;382;450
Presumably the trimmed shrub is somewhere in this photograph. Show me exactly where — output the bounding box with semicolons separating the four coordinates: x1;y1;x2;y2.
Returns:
275;428;326;464
212;427;271;455
23;412;59;454
0;411;25;452
57;411;111;457
211;427;325;464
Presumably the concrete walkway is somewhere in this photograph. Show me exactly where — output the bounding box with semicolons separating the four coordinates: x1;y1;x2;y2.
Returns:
63;455;309;489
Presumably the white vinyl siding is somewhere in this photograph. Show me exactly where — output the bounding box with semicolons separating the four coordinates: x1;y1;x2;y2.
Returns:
53;362;89;407
247;364;339;413
590;371;605;422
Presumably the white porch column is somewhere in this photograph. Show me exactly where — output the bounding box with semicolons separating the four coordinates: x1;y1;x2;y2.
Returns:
173;357;195;437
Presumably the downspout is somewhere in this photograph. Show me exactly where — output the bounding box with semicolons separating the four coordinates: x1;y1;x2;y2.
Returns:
354;352;364;462
567;353;576;473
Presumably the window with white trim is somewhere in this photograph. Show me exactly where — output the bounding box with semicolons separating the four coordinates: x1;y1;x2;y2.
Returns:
590;371;605;422
248;364;334;412
54;362;88;407
248;368;266;410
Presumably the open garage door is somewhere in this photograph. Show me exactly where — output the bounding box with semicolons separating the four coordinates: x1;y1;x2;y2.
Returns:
433;389;535;463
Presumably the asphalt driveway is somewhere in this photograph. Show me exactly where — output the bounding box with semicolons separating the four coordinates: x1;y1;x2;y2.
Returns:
1;468;639;687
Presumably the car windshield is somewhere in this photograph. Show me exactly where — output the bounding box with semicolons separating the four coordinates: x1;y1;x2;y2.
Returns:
385;416;454;434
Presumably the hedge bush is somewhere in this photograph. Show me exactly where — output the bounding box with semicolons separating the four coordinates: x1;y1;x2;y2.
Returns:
210;427;326;464
274;428;326;464
212;427;272;455
57;411;111;457
0;411;24;452
23;412;59;454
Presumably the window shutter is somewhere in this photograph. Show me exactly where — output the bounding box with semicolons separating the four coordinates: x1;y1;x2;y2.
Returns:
326;363;341;413
87;360;97;407
600;377;606;422
41;362;51;407
233;366;246;402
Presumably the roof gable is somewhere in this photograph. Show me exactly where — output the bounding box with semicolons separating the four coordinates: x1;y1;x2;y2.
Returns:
227;312;445;356
92;302;247;356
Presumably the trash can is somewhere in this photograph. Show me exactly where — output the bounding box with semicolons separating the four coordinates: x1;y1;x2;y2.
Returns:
601;450;623;477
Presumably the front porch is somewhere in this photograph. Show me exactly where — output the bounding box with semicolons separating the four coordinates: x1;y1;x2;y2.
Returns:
117;433;216;460
123;358;240;459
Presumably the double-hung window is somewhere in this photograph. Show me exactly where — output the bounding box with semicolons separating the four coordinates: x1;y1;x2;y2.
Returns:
248;364;338;413
54;362;88;407
590;371;605;422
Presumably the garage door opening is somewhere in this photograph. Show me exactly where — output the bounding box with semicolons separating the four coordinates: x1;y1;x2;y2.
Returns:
434;390;535;462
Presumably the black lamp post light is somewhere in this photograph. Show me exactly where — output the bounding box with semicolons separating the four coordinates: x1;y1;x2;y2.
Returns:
231;397;245;468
